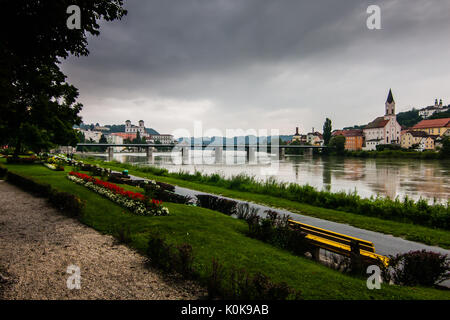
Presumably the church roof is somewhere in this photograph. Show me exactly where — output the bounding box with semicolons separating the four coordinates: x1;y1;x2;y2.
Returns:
364;117;390;129
386;89;395;104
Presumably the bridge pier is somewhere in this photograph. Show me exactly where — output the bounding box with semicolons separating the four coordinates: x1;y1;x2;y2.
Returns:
181;147;189;164
107;147;114;160
246;146;256;163
214;146;223;164
146;146;153;162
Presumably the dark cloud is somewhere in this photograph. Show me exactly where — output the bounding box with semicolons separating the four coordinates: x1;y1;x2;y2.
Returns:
61;0;450;135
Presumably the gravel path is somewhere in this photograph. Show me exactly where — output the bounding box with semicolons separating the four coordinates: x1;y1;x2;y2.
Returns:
0;180;205;300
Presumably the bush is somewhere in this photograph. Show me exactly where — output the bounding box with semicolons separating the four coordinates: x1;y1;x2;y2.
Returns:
235;202;259;220
386;250;450;286
6;156;38;164
208;258;302;300
48;190;85;218
6;171;84;217
246;210;309;256
0;165;8;178
196;194;238;215
116;225;132;244
142;182;192;204
7;172;52;196
146;234;196;278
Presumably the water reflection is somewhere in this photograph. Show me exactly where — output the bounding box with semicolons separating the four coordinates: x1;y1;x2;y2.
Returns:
78;151;450;203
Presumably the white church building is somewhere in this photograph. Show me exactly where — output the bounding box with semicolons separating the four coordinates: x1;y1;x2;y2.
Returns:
125;120;148;137
363;89;402;151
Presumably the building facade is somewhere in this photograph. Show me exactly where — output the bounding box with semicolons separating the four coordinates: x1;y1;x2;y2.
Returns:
411;118;450;136
145;134;174;144
418;99;448;119
125;120;148;137
362;89;402;151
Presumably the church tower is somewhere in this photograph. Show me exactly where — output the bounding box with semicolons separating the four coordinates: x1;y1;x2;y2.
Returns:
385;89;395;117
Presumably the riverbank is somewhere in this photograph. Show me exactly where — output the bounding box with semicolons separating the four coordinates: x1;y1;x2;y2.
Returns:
77;158;450;249
1;160;450;299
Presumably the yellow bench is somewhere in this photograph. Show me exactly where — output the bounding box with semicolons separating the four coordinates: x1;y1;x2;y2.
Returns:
288;220;389;267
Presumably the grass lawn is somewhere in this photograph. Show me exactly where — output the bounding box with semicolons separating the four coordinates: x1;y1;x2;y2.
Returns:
2;160;450;300
78;158;450;249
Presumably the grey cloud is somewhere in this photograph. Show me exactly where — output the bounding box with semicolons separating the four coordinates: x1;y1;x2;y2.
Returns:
61;0;450;134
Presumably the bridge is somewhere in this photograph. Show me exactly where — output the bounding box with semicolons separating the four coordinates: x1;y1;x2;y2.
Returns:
76;143;328;163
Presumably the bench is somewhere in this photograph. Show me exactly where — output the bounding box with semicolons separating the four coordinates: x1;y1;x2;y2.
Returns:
288;220;389;267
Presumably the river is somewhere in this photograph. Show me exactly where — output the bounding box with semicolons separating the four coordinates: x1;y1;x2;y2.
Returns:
78;151;450;204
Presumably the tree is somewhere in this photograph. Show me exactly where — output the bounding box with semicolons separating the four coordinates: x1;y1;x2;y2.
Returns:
0;1;127;156
441;136;450;158
99;134;108;152
329;135;346;155
323;118;332;146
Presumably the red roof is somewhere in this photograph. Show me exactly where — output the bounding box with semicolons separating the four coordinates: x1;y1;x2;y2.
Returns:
365;117;389;129
111;132;137;140
412;118;450;129
342;129;364;137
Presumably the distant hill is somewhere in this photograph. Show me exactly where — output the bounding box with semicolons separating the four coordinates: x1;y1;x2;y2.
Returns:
396;108;422;128
428;109;450;120
177;135;293;144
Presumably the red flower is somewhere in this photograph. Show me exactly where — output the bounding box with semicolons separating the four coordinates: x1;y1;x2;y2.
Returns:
69;171;163;206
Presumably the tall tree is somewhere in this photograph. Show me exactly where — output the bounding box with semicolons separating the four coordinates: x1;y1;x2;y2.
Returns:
323;118;332;146
0;0;127;156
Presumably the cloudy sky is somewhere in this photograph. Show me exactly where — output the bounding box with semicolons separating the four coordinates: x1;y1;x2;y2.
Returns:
61;0;450;137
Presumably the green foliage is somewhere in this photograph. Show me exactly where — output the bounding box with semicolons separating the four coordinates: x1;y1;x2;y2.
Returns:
323;118;332;146
0;0;126;155
428;109;450;120
441;136;450;158
386;250;450;287
346;149;441;159
396;108;423;128
329;135;346;155
285;139;305;155
376;144;402;151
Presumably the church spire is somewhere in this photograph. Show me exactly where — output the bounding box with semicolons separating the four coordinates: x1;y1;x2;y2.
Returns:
385;89;396;116
386;89;395;104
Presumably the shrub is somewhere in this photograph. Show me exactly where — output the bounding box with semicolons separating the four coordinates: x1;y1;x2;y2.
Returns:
175;243;195;278
245;210;309;257
208;259;302;300
147;234;174;272
6;156;38;164
48;190;85;218
387;250;450;286
0;166;8;178
7;172;52;197
207;258;225;298
116;225;132;244
146;234;196;278
235;202;259;220
5;171;84;217
196;194;238;215
142;182;192;204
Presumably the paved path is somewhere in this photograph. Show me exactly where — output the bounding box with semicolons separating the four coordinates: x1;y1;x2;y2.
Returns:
175;185;450;257
0;180;205;300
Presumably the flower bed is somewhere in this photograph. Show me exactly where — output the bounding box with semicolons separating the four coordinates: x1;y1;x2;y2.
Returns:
67;171;169;216
43;162;64;171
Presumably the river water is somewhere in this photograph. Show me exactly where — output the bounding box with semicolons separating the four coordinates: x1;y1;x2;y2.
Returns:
78;151;450;204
